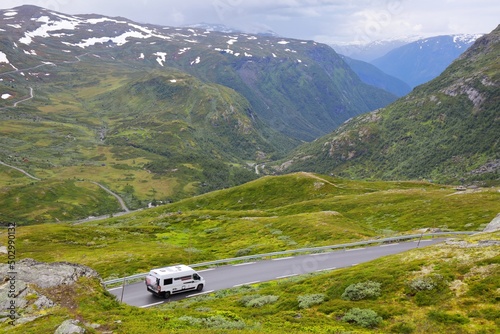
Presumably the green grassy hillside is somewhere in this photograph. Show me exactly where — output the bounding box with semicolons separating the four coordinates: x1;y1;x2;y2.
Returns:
0;58;293;223
178;43;397;141
0;5;399;223
279;25;500;185
4;231;499;333
10;173;500;278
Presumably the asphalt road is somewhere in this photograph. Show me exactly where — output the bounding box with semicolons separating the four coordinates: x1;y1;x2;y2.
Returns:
108;238;444;308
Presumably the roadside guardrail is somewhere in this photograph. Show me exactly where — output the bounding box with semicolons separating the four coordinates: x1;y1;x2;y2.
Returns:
103;231;476;286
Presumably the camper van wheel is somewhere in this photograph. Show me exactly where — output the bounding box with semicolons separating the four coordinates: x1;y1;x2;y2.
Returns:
196;284;204;291
163;291;170;299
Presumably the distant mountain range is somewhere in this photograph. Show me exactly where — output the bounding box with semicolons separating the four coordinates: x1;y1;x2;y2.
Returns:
0;5;395;222
276;25;500;185
185;23;280;37
333;34;482;90
371;34;483;88
331;37;421;62
0;5;396;142
340;55;412;97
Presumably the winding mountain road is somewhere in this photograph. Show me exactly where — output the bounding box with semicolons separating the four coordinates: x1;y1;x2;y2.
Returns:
12;86;33;107
0;52;90;110
108;238;443;308
90;181;130;212
0;159;130;215
0;160;41;181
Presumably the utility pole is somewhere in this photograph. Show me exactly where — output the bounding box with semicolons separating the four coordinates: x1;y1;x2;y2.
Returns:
120;277;126;302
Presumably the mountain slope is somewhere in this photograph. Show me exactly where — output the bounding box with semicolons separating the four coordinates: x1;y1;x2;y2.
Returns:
278;25;500;184
5;171;500;332
340;54;412;97
0;5;398;222
0;5;396;142
371;34;482;88
331;37;420;62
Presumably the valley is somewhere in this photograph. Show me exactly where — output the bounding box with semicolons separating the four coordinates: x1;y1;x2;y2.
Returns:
0;4;498;334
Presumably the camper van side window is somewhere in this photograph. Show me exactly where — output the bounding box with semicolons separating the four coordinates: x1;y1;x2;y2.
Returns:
174;275;192;281
164;278;173;285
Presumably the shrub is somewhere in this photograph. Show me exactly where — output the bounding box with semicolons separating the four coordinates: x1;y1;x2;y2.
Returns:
428;310;470;324
390;322;415;333
408;276;438;291
414;291;437;306
177;312;247;330
235;248;252;257
408;274;447;306
240;294;279;307
341;281;381;301
297;293;326;309
342;308;382;328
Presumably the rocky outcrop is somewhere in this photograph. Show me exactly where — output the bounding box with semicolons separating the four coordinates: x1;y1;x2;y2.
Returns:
0;259;101;327
55;319;86;334
469;160;500;175
483;213;500;233
0;258;100;289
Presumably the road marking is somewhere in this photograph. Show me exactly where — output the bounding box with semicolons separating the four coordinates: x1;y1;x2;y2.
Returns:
346;248;365;251
233;262;256;267
276;274;298;279
380;243;399;247
107;287;122;291
198;268;215;272
316;267;336;272
188;290;214;297
272;256;294;261
352;263;359;266
310;253;325;256
233;281;260;287
140;301;164;308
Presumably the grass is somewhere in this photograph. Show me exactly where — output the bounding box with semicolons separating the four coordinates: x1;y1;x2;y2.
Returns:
4;231;499;333
0;60;287;223
0;179;122;224
6;173;500;278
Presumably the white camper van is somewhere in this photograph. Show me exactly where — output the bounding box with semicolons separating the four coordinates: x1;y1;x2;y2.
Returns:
145;264;205;298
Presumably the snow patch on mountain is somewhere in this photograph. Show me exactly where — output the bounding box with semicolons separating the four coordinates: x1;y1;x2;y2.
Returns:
453;34;483;44
0;51;9;63
2;6;325;70
153;52;167;66
20;15;79;45
18;12;172;47
190;56;201;65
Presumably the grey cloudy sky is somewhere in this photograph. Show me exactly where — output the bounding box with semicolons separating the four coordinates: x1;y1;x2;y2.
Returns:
1;0;499;44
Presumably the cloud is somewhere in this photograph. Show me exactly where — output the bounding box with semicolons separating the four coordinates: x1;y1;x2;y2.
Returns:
1;0;499;43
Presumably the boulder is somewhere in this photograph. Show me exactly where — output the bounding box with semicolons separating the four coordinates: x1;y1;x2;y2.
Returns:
0;259;101;325
54;319;86;334
0;259;100;289
483;213;500;232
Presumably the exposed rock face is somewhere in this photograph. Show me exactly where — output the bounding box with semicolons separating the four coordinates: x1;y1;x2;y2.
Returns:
55;319;86;334
0;258;100;289
483;213;500;232
0;259;101;327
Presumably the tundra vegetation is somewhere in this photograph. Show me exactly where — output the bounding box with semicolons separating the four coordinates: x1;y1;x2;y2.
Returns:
9;173;500;278
2;174;500;333
2;230;499;333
